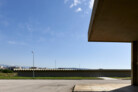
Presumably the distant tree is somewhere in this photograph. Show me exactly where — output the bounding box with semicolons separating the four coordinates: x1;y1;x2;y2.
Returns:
1;69;13;73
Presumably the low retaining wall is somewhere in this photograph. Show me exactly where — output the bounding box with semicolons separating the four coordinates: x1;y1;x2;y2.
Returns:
14;69;131;77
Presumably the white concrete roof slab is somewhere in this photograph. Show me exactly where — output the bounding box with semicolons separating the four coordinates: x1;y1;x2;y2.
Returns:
88;0;138;42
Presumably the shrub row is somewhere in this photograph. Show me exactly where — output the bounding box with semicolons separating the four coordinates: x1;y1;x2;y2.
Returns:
0;69;13;73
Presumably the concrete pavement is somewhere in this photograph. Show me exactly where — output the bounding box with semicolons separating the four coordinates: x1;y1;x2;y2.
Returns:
0;80;130;92
98;77;119;80
73;84;130;92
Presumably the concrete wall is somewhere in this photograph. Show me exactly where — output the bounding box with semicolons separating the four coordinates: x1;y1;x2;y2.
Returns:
15;69;131;77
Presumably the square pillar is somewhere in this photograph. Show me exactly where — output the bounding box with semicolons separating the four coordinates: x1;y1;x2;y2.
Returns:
132;41;138;85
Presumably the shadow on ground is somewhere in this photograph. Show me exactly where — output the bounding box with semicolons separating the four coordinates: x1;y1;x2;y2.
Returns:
109;85;138;92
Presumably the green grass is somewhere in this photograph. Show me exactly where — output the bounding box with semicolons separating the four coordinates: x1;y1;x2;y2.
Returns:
0;73;102;80
0;76;102;80
110;77;131;80
0;73;17;77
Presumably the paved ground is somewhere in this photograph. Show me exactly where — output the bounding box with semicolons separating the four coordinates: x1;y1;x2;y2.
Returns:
74;84;130;92
0;80;130;92
99;77;119;80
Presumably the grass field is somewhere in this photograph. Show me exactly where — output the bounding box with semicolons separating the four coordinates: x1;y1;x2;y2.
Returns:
0;73;102;80
0;73;17;77
0;73;131;80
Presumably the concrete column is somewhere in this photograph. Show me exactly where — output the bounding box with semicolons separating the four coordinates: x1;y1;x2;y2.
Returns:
132;41;138;85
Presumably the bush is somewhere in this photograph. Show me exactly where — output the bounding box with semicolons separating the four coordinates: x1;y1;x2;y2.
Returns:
1;69;13;73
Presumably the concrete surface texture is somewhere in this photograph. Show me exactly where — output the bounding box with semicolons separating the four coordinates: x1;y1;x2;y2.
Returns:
0;80;130;92
73;84;130;92
73;84;138;92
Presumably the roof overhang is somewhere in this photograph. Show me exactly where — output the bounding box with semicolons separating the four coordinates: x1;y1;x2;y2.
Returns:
88;0;138;42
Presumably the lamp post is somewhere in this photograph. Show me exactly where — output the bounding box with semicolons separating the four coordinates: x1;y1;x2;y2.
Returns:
32;51;35;77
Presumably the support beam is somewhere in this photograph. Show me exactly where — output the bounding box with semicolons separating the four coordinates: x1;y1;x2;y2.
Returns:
132;41;138;85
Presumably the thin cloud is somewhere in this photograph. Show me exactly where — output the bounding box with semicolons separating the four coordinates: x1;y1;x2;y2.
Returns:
8;41;27;45
42;27;54;36
26;23;34;39
89;0;94;9
8;41;16;44
1;20;9;26
64;0;69;4
20;42;27;45
37;37;46;42
42;27;65;38
65;0;94;15
26;23;33;33
76;7;82;12
70;0;81;8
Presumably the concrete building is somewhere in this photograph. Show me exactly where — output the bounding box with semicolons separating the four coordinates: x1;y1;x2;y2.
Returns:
14;67;22;69
8;66;22;70
14;69;130;77
88;0;138;85
29;67;37;69
0;66;4;69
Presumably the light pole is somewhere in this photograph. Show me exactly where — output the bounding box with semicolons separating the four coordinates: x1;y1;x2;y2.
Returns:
32;51;35;77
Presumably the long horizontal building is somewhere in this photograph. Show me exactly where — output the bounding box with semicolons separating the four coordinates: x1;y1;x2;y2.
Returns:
14;69;130;77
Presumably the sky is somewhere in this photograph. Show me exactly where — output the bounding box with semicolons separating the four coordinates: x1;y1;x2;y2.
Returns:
0;0;131;69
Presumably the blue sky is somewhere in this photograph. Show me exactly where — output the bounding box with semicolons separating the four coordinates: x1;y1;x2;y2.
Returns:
0;0;131;69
